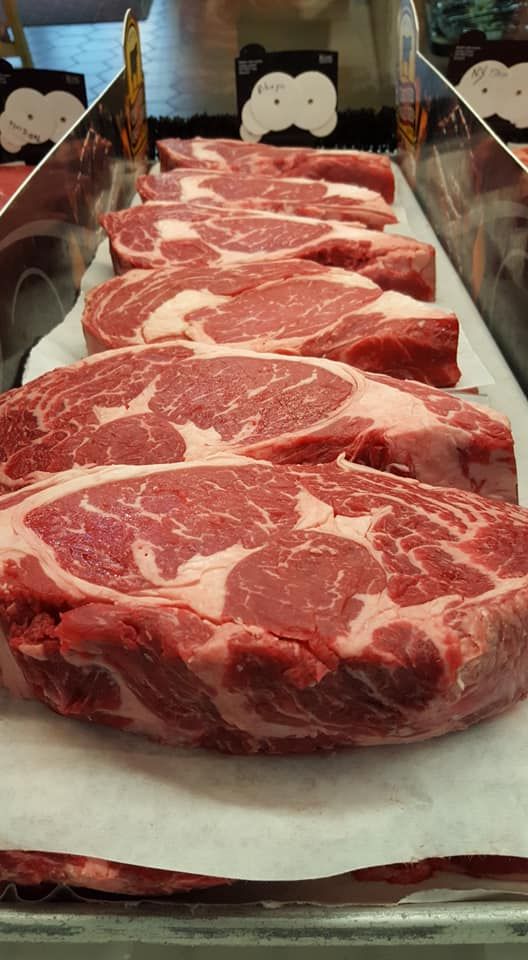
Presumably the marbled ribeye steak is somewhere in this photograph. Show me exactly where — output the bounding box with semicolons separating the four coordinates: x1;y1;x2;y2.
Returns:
156;137;395;202
1;458;527;753
83;260;457;386
100;202;435;301
137;168;397;229
0;342;515;499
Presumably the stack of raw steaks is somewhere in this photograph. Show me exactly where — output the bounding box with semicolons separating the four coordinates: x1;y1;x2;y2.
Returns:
1;137;527;896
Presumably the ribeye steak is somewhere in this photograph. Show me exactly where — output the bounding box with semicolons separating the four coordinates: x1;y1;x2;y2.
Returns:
0;850;228;895
353;857;528;885
0;342;514;498
1;458;527;753
100;202;435;301
137;168;397;229
157;137;395;202
2;851;526;897
83;260;457;386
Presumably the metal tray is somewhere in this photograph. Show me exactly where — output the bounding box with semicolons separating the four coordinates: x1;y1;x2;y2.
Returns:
1;902;528;946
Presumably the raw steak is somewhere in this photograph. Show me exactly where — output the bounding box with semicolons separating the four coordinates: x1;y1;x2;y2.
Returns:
354;857;528;885
0;342;514;499
0;851;228;895
514;146;528;168
0;165;32;208
157;137;395;202
83;260;458;386
2;851;526;897
100;202;435;301
1;457;527;753
137;168;397;229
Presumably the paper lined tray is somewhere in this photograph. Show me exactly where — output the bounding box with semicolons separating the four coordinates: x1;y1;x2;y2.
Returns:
4;161;528;886
3;678;528;882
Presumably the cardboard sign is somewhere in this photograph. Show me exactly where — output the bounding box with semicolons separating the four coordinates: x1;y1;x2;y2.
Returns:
0;62;87;165
235;45;338;146
397;0;420;185
122;9;148;163
448;34;528;139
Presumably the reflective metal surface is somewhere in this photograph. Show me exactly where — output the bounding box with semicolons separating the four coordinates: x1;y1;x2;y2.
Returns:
1;902;528;945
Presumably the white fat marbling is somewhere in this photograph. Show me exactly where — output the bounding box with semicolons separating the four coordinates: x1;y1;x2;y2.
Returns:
157;219;200;241
142;289;229;342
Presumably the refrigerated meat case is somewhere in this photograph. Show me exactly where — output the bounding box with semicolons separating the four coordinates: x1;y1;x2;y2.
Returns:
0;1;528;948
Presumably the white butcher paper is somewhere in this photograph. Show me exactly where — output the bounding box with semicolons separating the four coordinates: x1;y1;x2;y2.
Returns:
2;688;528;881
3;159;527;882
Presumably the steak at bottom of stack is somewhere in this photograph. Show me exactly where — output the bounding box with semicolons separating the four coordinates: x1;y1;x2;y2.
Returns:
0;850;228;896
3;851;528;897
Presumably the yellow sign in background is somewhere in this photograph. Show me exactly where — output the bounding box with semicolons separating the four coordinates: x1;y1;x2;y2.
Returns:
122;9;148;164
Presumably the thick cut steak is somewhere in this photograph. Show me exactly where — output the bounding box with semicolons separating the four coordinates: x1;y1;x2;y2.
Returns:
0;851;228;895
137;168;397;229
2;852;527;897
157;137;395;202
354;857;528;885
83;260;457;386
0;342;514;499
100;202;435;301
1;458;527;753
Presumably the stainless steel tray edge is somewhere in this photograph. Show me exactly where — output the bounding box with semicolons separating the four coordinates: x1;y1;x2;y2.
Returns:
1;902;528;945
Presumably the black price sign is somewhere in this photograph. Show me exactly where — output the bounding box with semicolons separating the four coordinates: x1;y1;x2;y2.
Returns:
0;61;87;165
235;45;338;147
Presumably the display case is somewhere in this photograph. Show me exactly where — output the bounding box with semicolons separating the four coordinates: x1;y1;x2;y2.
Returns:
1;2;528;947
